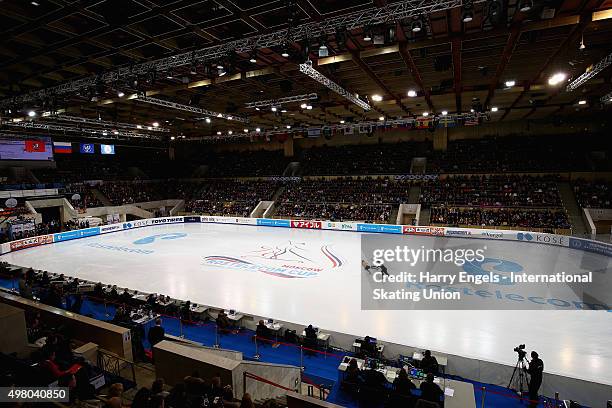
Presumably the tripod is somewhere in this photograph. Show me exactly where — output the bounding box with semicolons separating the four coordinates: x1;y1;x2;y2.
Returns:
507;356;530;397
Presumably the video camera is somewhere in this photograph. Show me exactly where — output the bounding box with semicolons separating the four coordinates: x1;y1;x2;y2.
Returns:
513;344;527;360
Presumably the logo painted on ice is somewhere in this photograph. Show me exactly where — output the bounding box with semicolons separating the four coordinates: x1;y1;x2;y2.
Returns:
463;258;524;286
133;233;188;245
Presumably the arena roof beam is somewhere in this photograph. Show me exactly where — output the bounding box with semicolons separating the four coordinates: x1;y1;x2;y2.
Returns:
566;51;612;92
1;121;163;140
398;43;434;113
136;96;249;123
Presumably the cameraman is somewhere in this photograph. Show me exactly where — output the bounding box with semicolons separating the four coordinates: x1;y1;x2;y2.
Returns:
525;351;544;407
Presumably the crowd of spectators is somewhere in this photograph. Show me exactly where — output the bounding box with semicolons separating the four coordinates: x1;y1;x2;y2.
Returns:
65;183;103;210
430;207;571;230
205;150;290;177
300;142;423;175
419;175;563;208
573;179;612;208
185;180;279;217
426;135;590;174
273;177;413;222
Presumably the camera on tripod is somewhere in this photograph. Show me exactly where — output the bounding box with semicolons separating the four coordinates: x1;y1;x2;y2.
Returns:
513;344;526;360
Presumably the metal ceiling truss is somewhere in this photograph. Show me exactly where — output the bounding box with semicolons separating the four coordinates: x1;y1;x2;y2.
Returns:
41;114;170;132
0;1;484;108
1;121;163;140
192;111;489;142
245;93;319;108
566;51;612;92
601;90;612;105
299;61;371;110
136;96;249;123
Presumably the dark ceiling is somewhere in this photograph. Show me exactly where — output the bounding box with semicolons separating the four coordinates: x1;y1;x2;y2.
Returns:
0;0;611;141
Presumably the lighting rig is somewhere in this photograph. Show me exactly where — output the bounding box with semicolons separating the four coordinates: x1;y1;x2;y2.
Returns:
245;93;319;109
0;0;486;109
136;96;249;123
1;121;163;140
566;51;612;92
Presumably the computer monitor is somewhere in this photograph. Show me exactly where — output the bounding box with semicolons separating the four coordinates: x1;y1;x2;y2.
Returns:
267;318;273;324
229;309;235;315
368;337;377;344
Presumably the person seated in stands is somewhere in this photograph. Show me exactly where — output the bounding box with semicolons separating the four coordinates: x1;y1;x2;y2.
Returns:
131;387;151;408
240;393;255;408
222;385;240;407
18;274;33;300
68;277;79;291
113;305;130;324
360;359;388;405
93;282;103;298
256;320;270;340
148;318;165;347
216;309;232;331
208;376;224;401
419;372;443;404
151;378;170;398
106;383;124;408
421;350;439;374
41;270;50;285
393;367;416;395
119;288;133;305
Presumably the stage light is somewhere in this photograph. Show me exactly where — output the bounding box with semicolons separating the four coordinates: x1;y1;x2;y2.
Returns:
170;136;176;140
152;122;159;127
281;50;289;58
244;128;248;133
371;94;383;102
271;106;277;112
407;90;417;97
548;72;567;86
113;130;119;134
205;117;211;123
519;0;533;12
228;130;233;135
218;68;226;77
340;120;345;124
286;125;291;129
300;103;307;109
423;112;429;117
228;116;233;120
249;51;257;63
28;110;36;117
281;109;287;113
256;127;261;132
117;91;125;97
379;116;385;121
578;100;587;105
505;80;516;88
462;0;474;23
137;125;142;129
147;126;152;130
470;108;475;113
217;131;222;135
306;105;313;110
491;106;499;112
441;110;448;116
102;131;108;136
363;28;372;42
411;18;423;33
217;113;223;117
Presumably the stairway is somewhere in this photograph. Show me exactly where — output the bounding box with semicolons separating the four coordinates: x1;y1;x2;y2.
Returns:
419;207;431;226
92;188;112;207
557;181;587;236
408;185;421;204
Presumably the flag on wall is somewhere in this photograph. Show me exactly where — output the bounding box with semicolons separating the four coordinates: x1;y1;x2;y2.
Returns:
53;141;72;154
25;140;46;152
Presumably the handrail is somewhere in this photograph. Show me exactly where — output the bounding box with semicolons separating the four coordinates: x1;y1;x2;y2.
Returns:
243;371;297;395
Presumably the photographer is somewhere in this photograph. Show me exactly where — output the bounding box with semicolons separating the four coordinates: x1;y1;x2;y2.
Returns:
525;351;544;407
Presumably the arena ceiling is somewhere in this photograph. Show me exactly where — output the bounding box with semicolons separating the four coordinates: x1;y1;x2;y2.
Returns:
0;0;612;140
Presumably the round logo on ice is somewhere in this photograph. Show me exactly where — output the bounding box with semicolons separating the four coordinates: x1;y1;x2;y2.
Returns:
463;258;524;285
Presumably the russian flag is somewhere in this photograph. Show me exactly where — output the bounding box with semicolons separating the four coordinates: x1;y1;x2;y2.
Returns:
53;141;72;154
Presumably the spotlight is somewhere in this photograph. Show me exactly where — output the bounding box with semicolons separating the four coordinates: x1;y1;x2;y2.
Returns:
470;108;475;113
519;0;533;12
379;116;385;121
281;109;287;113
363;28;372;42
244;128;249;133
286;125;291;129
300;103;307;109
281;49;289;58
218;68;226;77
491;106;499;112
411;18;423;33
102;131;108;136
228;130;233;135
256;127;261;132
463;11;473;23
117;91;125;97
217;113;223;117
306;105;313;110
271;106;277;112
137;125;142;129
505;80;516;88
205;117;211;123
340;120;345;124
548;72;567;86
371;94;383;102
255;107;260;111
441;110;448;116
28;110;36;117
462;1;474;23
579;36;586;50
407;90;417;97
423;112;429;117
152;122;159;127
170;136;176;140
228;116;233;120
113;130;119;134
578;100;587;105
217;131;222;135
249;50;257;63
216;64;224;70
147;126;153;130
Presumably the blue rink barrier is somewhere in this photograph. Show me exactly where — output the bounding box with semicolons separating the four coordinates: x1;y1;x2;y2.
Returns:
2;215;611;259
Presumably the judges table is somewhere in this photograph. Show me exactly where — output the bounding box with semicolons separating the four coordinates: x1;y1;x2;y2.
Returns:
337;357;476;408
413;351;448;373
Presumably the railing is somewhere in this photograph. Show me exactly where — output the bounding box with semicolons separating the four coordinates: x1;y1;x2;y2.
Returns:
97;348;154;384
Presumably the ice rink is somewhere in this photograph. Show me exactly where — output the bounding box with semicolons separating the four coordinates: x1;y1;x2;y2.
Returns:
2;223;611;386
